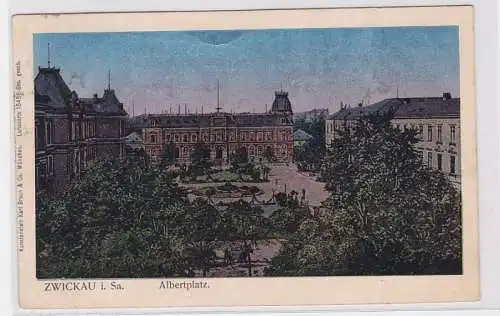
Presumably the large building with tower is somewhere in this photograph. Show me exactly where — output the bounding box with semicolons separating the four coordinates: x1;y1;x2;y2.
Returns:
136;89;294;165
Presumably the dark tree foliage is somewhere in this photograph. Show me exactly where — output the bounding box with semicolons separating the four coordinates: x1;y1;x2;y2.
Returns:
233;147;249;164
219;200;266;276
267;114;462;276
191;142;211;165
263;146;276;162
269;191;311;238
182;198;221;277
189;142;213;178
36;159;192;279
293;116;326;171
160;142;178;168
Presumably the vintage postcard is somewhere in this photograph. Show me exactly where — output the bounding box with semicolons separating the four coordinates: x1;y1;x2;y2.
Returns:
12;6;479;310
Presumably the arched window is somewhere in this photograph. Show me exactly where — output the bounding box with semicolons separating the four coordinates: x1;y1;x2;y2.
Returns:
191;134;197;143
183;135;188;142
249;145;255;156
174;135;179;142
216;148;223;159
281;144;287;156
257;146;263;156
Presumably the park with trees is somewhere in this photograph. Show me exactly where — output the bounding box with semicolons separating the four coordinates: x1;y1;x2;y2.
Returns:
36;113;462;278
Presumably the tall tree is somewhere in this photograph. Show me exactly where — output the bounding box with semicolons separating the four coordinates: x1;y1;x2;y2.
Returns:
221;200;266;277
190;142;213;178
183;198;221;277
269;191;311;238
293;116;326;171
160;142;177;168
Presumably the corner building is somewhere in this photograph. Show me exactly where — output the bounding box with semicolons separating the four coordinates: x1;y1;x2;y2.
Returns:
140;90;294;164
325;93;461;186
34;66;128;195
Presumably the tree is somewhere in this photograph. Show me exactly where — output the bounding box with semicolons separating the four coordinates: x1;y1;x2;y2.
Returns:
160;142;177;168
269;195;311;238
221;200;266;277
233;147;249;164
261;165;271;182
190;142;213;179
183;198;221;277
36;159;192;278
268;113;462;276
263;147;276;163
293;116;326;171
191;142;211;165
250;168;261;182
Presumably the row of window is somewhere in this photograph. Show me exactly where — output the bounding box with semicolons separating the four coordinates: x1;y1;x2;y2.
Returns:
395;123;457;144
326;121;458;145
149;130;290;144
36;119;123;149
423;151;457;175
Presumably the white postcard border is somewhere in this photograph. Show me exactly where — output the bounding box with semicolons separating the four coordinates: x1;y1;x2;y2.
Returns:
11;5;480;310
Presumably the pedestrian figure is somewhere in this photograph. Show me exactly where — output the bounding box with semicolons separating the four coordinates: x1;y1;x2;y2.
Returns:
224;248;231;265
238;246;246;264
227;250;234;267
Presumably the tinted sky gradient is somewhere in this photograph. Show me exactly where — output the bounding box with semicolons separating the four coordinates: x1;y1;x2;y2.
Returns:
34;27;459;115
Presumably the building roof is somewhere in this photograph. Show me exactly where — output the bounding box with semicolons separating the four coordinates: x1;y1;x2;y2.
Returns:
125;132;144;149
34;66;127;116
133;111;292;128
34;67;74;108
293;129;314;141
393;96;460;119
234;113;291;127
270;90;293;113
80;89;127;116
327;93;460;121
125;132;142;141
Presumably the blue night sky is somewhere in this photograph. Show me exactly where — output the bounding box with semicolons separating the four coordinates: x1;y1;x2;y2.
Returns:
34;26;459;115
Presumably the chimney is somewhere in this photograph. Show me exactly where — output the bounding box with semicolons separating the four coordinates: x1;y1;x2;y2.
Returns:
442;92;452;100
93;93;98;100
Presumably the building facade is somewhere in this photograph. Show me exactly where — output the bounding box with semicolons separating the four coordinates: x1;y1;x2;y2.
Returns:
138;90;294;165
35;66;128;195
325;93;461;184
